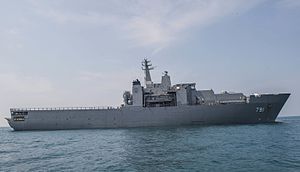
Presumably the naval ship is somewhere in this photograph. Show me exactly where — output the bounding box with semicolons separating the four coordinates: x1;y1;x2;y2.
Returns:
6;59;290;131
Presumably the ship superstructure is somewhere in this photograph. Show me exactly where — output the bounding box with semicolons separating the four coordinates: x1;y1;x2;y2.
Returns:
124;59;247;108
6;59;290;131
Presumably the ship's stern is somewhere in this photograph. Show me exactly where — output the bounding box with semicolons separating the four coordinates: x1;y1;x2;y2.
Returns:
6;109;28;131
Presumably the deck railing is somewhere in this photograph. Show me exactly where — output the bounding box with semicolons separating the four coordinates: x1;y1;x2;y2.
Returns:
10;106;120;112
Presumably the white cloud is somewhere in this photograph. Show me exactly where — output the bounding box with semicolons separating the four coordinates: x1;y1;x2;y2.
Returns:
78;70;139;88
28;0;264;50
7;28;20;35
0;73;53;93
0;28;24;50
78;71;106;81
36;9;118;25
277;0;300;8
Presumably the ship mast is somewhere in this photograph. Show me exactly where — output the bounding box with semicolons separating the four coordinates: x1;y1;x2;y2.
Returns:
142;58;154;88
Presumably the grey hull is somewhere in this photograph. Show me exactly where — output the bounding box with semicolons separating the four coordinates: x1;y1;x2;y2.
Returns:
7;94;290;131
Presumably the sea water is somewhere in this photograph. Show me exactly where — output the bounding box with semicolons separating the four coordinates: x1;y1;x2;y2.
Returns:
1;116;300;172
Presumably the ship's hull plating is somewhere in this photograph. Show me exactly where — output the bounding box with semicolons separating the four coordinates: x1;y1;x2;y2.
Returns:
7;94;290;131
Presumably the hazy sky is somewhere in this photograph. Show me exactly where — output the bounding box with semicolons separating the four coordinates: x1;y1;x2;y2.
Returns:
0;0;299;126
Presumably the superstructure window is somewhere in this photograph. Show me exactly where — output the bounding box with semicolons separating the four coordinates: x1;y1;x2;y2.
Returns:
13;116;25;121
11;111;28;116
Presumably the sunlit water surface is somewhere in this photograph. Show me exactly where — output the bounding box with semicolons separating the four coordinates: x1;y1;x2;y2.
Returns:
1;116;300;172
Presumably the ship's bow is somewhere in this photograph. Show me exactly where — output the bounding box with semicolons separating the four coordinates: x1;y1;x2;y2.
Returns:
269;93;290;121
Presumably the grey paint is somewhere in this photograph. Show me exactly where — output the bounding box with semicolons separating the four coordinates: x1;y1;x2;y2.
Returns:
7;94;290;131
5;59;291;131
